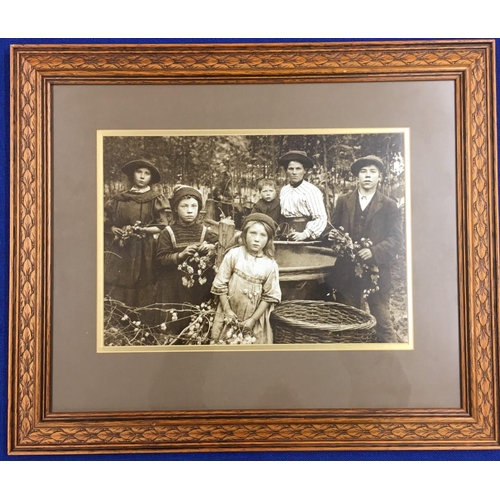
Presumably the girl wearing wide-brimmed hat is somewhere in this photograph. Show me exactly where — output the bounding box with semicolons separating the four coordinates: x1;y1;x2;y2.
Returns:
104;159;168;307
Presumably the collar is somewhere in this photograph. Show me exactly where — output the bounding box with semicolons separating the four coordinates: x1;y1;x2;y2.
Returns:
176;219;197;227
358;190;376;202
289;180;304;189
129;185;151;194
358;190;376;212
244;247;264;259
260;197;280;207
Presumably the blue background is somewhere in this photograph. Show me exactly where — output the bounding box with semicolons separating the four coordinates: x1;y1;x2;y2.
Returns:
1;38;499;461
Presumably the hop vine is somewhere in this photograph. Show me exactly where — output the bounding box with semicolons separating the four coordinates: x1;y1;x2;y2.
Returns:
177;249;217;288
328;226;380;299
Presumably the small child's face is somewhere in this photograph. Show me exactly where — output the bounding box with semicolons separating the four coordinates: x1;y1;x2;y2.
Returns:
133;168;152;188
260;185;276;202
176;197;199;223
245;222;268;256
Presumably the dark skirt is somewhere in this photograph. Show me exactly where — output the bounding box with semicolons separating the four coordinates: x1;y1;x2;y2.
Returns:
155;267;215;334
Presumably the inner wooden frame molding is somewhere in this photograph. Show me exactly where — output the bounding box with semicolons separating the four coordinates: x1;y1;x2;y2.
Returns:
9;40;500;453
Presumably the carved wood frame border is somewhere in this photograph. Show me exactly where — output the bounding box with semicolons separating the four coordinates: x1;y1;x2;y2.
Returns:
8;40;500;453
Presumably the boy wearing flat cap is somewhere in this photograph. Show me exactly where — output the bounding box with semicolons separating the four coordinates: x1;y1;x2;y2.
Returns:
278;150;328;241
330;155;403;343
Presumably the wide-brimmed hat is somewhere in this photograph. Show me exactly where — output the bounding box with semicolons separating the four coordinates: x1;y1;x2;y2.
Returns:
350;155;386;176
278;150;314;170
169;185;203;211
121;159;161;184
241;213;278;234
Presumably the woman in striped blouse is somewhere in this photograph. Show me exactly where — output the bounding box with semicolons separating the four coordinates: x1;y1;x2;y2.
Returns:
278;150;328;241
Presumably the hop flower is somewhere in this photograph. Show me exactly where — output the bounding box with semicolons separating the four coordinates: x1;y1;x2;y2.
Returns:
354;263;363;278
160;323;167;331
121;314;129;321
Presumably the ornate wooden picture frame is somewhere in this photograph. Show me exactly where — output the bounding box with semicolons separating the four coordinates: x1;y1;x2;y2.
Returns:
9;40;499;453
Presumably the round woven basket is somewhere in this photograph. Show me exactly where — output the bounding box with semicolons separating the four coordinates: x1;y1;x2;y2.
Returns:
270;300;377;344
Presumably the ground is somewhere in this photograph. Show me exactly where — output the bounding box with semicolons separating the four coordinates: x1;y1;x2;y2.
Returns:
389;254;409;343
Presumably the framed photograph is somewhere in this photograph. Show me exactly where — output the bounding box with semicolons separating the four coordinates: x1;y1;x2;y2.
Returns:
98;128;412;352
9;40;499;453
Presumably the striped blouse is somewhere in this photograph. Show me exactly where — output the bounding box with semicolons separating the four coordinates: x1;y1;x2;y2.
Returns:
279;181;327;239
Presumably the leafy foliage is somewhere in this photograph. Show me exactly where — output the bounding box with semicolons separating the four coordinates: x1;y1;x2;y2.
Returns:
327;226;380;299
103;133;406;219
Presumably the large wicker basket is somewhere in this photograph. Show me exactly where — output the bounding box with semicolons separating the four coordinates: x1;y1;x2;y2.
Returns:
270;300;377;344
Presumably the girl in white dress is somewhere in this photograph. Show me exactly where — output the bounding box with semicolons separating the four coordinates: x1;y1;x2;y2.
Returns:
210;213;281;344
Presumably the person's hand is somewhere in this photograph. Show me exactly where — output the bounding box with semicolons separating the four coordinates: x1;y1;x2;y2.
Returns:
178;244;199;261
111;226;124;237
224;309;238;322
241;318;256;333
358;248;373;261
198;242;215;254
289;231;308;242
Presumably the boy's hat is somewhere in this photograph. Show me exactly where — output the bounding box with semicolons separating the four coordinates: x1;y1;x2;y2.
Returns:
241;213;278;234
121;159;161;184
350;155;386;176
169;185;203;210
278;150;314;170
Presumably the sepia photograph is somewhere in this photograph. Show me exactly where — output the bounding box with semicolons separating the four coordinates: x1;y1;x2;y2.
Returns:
9;40;499;454
98;129;411;351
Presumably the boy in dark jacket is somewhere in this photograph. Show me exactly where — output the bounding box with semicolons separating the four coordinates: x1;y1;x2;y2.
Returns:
330;156;403;343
